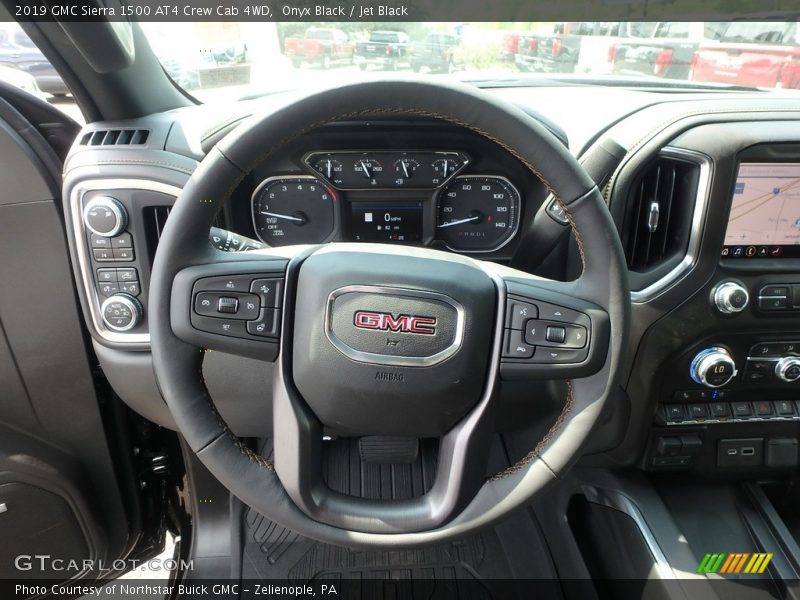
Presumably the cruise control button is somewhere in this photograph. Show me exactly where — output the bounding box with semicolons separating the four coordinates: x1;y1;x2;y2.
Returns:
502;329;534;359
250;278;283;308
194;292;220;317
192;315;247;338
247;309;281;338
194;275;253;293
536;302;585;325
506;300;538;330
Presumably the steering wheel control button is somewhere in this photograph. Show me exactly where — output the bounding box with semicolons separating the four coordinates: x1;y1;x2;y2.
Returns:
250;278;284;307
100;294;142;332
502;330;534;359
191;315;247;338
217;297;239;314
505;299;538;330
530;347;587;364
713;281;749;314
194;275;253;293
689;347;737;388
545;326;566;344
247;309;281;338
83;196;128;237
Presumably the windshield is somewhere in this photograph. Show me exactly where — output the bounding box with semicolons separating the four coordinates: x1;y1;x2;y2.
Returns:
139;21;800;102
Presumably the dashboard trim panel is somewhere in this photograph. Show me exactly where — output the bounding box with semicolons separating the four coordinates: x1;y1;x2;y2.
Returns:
69;178;180;345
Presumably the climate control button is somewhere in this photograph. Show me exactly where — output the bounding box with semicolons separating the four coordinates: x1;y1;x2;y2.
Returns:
689;347;737;388
775;357;800;383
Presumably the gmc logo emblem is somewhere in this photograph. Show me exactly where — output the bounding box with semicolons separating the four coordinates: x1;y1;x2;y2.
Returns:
353;311;437;335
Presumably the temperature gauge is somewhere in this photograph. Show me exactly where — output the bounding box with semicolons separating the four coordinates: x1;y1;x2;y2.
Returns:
313;158;344;185
353;158;383;185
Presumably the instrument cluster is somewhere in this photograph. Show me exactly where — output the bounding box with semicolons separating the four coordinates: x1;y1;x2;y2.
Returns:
250;149;522;253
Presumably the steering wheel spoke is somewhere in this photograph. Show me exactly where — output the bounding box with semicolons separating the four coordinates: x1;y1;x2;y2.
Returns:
170;254;292;361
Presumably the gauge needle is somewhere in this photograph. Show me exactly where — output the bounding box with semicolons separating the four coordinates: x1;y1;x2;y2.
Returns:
325;160;332;178
401;160;410;178
359;160;372;178
260;211;305;223
437;216;481;228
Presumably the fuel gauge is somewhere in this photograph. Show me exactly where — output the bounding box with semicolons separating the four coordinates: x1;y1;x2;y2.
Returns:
393;158;419;186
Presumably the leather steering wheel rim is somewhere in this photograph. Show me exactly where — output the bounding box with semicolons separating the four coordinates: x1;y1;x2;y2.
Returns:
149;79;629;548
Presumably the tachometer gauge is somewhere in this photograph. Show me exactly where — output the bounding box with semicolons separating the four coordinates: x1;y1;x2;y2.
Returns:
436;176;520;252
251;176;336;246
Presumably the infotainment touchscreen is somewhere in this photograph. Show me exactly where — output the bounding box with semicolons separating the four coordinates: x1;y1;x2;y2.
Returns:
723;162;800;259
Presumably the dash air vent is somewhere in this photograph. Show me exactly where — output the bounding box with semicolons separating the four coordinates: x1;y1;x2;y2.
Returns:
623;153;700;273
79;129;150;147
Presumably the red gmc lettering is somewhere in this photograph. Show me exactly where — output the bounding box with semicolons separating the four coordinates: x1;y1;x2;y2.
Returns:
354;311;436;335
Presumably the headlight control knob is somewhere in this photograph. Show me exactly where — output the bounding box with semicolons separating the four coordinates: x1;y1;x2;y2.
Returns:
100;294;142;332
713;281;749;315
689;347;737;388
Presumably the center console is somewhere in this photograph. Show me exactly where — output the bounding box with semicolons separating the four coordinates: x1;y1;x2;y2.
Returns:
641;143;800;474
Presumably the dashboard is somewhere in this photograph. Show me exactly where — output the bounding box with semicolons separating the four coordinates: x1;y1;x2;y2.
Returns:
60;85;800;477
220;120;548;260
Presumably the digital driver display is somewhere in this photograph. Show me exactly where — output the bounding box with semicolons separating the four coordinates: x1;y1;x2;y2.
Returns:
723;162;800;259
349;202;423;243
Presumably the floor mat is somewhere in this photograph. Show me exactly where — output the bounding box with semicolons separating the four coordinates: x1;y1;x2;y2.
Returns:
238;439;562;599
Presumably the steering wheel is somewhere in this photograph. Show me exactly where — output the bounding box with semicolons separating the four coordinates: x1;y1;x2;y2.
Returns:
150;80;628;548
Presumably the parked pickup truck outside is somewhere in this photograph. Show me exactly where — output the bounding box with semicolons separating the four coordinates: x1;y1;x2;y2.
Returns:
516;22;655;75
690;21;800;89
612;22;725;80
410;33;461;73
284;27;355;69
354;31;410;71
0;23;69;95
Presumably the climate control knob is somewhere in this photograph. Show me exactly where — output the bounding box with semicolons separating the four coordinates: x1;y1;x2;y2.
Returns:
713;281;749;315
83;196;127;237
100;294;142;332
775;357;800;383
690;347;737;388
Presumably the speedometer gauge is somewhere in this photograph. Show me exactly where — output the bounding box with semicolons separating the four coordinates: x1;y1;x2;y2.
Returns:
436;176;520;252
251;176;336;246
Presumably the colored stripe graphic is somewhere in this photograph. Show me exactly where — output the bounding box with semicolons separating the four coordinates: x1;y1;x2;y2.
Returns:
699;553;773;574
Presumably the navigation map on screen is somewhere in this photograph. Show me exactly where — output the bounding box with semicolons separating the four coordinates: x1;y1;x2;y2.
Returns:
723;162;800;258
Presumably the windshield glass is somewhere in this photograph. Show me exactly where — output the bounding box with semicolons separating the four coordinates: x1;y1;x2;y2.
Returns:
139;20;800;102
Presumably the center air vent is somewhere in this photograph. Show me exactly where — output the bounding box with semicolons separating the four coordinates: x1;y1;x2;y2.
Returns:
79;129;149;147
623;153;701;274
